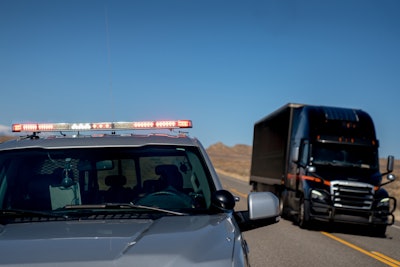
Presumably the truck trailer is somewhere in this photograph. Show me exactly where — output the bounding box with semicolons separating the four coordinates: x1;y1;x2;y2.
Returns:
250;103;397;235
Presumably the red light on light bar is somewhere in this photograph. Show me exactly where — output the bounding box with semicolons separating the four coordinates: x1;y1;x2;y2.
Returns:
153;120;192;129
132;121;155;128
24;124;39;131
12;123;54;132
38;124;54;131
130;120;192;129
12;124;23;132
177;120;192;128
92;123;112;129
155;121;178;128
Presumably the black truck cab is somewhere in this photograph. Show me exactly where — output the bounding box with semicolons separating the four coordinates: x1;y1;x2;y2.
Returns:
250;103;396;236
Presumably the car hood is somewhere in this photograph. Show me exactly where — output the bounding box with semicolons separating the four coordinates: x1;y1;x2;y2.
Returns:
0;214;238;266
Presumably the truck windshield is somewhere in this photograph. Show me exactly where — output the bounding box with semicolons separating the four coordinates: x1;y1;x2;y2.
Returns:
311;143;378;169
0;146;214;215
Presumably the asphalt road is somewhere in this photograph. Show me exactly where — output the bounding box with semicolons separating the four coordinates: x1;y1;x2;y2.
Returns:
219;173;400;267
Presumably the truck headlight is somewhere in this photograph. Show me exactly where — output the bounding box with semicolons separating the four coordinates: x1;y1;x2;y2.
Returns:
377;198;390;208
311;189;330;204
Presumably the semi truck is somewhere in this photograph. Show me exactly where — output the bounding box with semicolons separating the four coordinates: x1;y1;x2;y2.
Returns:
250;103;397;235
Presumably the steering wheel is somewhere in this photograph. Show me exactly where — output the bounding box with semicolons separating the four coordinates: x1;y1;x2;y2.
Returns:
147;190;181;197
135;189;193;209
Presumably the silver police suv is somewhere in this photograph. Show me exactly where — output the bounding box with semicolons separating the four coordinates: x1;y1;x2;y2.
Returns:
0;120;279;266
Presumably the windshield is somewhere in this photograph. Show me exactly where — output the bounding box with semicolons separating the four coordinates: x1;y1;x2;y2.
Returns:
310;142;379;169
0;146;214;217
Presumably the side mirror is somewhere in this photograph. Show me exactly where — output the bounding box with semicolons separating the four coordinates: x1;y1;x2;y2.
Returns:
292;147;299;162
248;191;279;219
235;192;280;232
380;155;396;186
387;155;394;173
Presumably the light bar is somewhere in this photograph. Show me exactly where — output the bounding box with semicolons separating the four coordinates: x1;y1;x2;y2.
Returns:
12;120;192;132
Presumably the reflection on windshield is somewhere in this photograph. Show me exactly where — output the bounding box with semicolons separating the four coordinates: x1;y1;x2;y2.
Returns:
311;143;378;169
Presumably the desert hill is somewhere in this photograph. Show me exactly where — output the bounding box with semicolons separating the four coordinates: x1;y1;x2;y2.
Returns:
0;136;15;143
206;142;252;180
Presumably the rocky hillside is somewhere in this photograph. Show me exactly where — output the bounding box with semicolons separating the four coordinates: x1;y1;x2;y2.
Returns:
0;136;15;143
206;142;252;181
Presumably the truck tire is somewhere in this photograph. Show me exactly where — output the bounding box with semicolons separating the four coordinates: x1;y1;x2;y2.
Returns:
370;225;387;237
298;197;311;229
279;191;288;219
279;194;284;216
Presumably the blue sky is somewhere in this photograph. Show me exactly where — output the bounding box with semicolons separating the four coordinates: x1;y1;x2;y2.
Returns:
1;0;400;158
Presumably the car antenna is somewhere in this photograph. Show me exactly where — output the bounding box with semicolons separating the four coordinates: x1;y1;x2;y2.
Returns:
104;5;115;122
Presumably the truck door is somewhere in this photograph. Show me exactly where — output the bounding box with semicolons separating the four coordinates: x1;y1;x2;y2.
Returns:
294;140;310;194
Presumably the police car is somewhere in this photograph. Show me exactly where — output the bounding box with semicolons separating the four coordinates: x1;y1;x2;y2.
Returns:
0;120;279;266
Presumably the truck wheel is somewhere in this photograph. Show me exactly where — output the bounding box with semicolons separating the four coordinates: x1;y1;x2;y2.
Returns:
370;225;387;237
279;192;287;219
279;195;284;215
298;198;311;229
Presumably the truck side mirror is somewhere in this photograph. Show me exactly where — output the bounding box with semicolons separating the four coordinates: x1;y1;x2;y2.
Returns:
387;155;394;173
387;155;396;182
292;147;299;162
381;155;396;186
293;141;309;168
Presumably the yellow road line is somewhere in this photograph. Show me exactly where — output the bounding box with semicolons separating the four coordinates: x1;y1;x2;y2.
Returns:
321;231;400;267
371;251;400;266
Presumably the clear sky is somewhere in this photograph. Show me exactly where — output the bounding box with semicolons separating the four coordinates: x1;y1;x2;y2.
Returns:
1;0;400;158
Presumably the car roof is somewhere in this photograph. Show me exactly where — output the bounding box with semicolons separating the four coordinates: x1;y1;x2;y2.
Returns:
0;133;201;151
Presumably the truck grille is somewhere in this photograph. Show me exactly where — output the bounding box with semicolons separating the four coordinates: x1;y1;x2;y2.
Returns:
330;181;374;210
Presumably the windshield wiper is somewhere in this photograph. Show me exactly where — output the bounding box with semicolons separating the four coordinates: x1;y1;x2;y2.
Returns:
0;209;67;219
62;203;186;216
